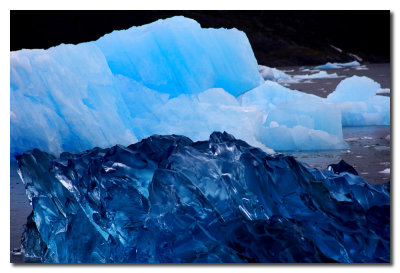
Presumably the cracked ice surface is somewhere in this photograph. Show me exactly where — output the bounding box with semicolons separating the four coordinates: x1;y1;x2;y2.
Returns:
17;132;390;263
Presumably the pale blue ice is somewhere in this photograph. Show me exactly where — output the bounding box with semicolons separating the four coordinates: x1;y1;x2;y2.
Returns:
327;76;390;126
10;16;388;158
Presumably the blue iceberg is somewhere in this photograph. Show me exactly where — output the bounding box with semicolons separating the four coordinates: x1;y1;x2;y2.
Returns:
10;16;262;157
12;16;389;157
327;76;390;126
17;132;390;263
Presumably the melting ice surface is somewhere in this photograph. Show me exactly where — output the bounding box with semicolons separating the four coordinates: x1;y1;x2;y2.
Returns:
17;132;390;263
10;16;389;158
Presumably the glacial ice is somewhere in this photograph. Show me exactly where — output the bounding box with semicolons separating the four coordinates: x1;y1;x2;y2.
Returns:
292;71;342;80
260;95;348;151
239;82;348;151
10;16;389;158
17;132;390;263
10;16;262;157
315;61;361;69
258;65;292;82
327;76;390;126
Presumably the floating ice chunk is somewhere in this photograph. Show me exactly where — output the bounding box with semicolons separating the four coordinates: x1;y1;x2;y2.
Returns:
315;61;360;69
377;88;390;94
327;76;390;126
354;65;369;70
17;132;390;263
327;76;380;102
293;71;342;80
260;95;348;151
379;168;390;174
385;134;390;141
259;125;348;151
258;65;291;82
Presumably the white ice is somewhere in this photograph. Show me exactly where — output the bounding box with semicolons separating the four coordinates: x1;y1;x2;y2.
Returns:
315;61;361;69
292;71;343;80
379;168;390;174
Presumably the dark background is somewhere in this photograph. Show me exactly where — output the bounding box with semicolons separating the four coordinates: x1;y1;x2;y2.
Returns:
10;10;390;66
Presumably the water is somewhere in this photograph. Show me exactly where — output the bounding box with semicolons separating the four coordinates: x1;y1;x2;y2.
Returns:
9;62;390;262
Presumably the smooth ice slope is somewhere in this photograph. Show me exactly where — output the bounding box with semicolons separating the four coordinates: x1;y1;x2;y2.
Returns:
10;16;263;157
327;76;390;126
17;132;390;263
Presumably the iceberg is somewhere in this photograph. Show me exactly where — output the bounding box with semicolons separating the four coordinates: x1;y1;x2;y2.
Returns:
10;16;262;157
17;132;390;263
327;76;390;126
10;15;353;157
239;82;347;151
315;61;361;69
261;95;348;151
11;16;386;158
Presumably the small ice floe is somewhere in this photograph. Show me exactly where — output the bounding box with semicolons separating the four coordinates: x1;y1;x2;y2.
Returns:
385;134;390;141
379;168;390;174
345;137;359;141
355;65;369;70
380;162;390;166
377;88;390;94
300;68;319;73
361;136;373;140
293;71;342;80
356;155;363;158
315;60;360;69
361;172;369;175
374;146;390;151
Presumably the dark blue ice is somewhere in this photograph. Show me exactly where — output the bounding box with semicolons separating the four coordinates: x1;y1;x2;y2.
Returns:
17;132;390;263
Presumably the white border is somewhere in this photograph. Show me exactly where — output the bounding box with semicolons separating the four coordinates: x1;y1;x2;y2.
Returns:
2;1;399;271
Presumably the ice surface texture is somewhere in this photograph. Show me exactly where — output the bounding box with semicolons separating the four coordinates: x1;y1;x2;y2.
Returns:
327;76;390;126
10;16;262;157
258;65;291;82
17;132;390;263
10;16;388;158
